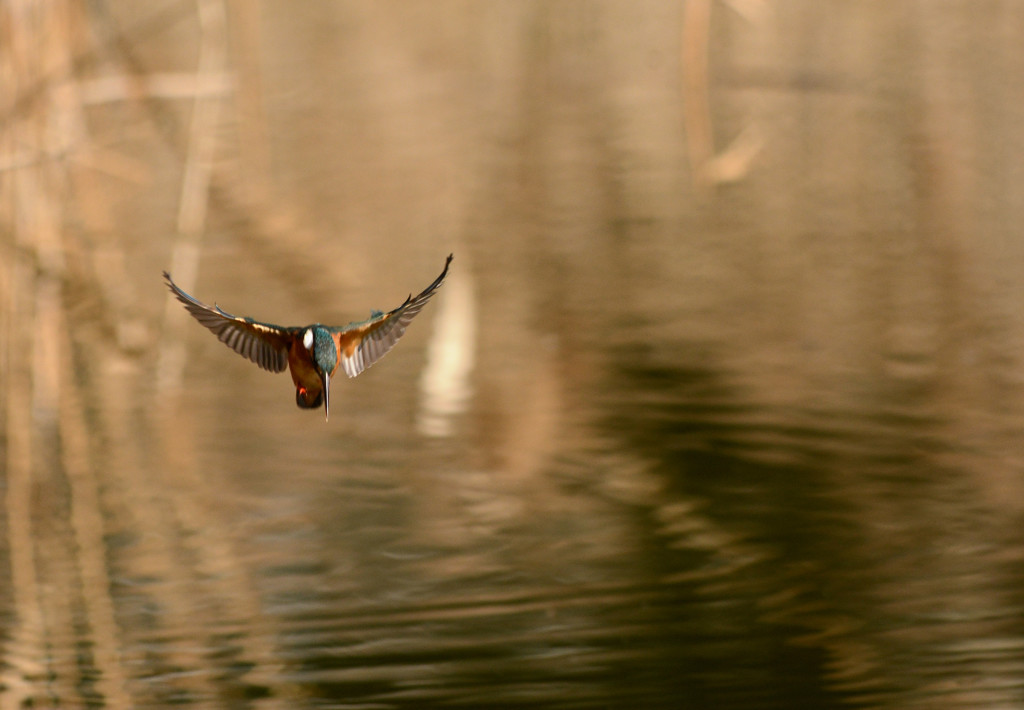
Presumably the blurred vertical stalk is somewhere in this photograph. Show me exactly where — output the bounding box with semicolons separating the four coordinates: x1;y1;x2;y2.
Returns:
682;0;713;189
1;2;66;705
681;0;764;188
0;235;45;710
0;2;134;706
2;2;290;705
1;1;60;704
144;1;291;700
157;0;228;396
227;0;272;200
56;284;133;708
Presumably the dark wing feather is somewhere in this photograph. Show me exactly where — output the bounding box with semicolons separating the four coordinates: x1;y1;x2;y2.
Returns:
331;254;452;378
163;272;292;373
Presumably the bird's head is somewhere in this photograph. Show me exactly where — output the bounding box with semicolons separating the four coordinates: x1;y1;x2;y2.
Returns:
303;326;337;420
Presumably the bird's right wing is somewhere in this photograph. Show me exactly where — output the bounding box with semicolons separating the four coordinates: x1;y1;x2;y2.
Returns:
163;272;293;373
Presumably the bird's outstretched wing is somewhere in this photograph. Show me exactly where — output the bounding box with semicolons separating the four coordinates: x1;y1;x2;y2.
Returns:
330;254;452;378
163;272;293;373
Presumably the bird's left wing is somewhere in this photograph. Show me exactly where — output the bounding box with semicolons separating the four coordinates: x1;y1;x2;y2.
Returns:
330;254;452;378
163;272;293;373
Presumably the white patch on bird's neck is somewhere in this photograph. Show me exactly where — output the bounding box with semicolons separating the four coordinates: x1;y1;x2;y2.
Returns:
303;328;314;350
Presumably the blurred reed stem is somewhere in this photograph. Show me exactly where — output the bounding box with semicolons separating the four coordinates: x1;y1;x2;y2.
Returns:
1;2;288;706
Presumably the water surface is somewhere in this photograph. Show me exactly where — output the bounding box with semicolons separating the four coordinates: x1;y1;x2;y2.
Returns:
3;2;1024;708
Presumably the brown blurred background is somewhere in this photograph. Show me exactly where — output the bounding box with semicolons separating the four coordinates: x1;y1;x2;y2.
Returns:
2;2;1024;708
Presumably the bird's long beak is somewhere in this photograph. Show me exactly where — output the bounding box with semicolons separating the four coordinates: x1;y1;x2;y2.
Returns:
322;370;330;421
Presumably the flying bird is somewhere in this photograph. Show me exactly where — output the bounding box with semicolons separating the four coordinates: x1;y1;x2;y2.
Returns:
163;254;452;420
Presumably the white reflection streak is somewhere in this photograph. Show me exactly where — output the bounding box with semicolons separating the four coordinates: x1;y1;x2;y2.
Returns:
418;268;476;437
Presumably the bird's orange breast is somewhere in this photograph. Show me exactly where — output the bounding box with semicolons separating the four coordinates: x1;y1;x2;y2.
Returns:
287;341;323;392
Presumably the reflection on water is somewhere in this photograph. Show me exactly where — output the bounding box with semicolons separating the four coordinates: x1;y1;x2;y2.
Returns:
417;265;477;438
4;1;1024;708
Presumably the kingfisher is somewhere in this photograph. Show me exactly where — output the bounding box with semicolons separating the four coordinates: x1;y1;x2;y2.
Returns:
163;254;452;420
